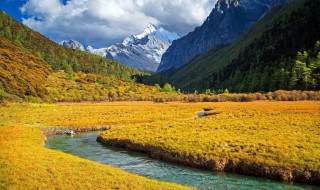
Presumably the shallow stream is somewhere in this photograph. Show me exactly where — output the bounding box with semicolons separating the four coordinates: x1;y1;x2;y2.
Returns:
46;132;317;190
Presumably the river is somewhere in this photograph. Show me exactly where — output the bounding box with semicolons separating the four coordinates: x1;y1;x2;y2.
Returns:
45;132;317;190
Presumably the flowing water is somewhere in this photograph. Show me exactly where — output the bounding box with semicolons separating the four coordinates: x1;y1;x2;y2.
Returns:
45;132;318;190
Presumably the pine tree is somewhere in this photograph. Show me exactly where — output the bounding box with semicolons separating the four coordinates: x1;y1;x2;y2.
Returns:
4;26;12;40
163;83;173;92
205;89;211;95
289;70;298;89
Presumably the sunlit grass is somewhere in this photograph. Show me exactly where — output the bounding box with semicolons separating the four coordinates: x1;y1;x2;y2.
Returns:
0;102;203;128
1;101;319;188
0;126;192;190
0;102;201;189
100;101;320;172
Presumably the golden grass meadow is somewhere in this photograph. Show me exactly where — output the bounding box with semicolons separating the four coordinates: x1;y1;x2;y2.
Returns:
0;101;319;189
0;102;196;190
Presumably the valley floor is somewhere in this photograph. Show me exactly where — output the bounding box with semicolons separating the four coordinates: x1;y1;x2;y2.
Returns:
0;102;196;190
0;101;319;188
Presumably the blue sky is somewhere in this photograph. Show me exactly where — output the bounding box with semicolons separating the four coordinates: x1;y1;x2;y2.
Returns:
0;0;25;22
0;0;216;48
0;0;68;21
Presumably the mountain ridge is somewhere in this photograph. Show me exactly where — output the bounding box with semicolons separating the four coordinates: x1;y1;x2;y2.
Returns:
62;24;179;72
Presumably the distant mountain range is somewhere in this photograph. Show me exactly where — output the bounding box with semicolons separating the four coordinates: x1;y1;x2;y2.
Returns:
61;24;179;72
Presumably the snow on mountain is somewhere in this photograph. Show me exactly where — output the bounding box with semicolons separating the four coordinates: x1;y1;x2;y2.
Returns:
123;24;179;46
60;39;85;51
102;24;180;72
86;46;108;57
61;24;179;73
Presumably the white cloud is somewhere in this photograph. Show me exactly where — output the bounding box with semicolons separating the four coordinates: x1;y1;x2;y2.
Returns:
20;0;217;47
20;0;62;19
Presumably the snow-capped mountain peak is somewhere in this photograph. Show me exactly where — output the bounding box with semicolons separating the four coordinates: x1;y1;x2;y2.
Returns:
110;24;180;72
122;24;179;47
60;39;85;51
135;23;158;39
61;24;180;73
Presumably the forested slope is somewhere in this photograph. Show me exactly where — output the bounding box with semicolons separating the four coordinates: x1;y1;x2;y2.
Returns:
0;37;52;99
167;0;320;92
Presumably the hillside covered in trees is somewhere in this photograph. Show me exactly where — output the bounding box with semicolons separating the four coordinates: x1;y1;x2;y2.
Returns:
0;11;180;102
163;0;320;93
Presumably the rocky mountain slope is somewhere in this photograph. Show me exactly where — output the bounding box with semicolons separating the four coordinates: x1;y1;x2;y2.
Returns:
157;0;273;73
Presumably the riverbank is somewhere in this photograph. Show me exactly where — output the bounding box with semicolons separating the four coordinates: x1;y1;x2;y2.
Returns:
0;126;191;190
97;136;320;185
97;101;320;185
42;126;112;136
48;132;318;189
0;102;205;189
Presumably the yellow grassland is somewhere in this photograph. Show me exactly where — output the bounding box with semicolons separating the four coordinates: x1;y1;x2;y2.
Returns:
0;102;200;128
0;102;201;190
99;102;320;175
0;126;191;190
0;101;319;188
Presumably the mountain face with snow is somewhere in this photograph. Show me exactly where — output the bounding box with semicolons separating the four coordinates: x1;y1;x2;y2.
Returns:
157;0;274;73
99;24;180;72
60;39;85;51
61;24;179;73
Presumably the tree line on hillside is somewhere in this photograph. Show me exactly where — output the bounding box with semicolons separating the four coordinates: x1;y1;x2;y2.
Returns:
211;41;320;93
